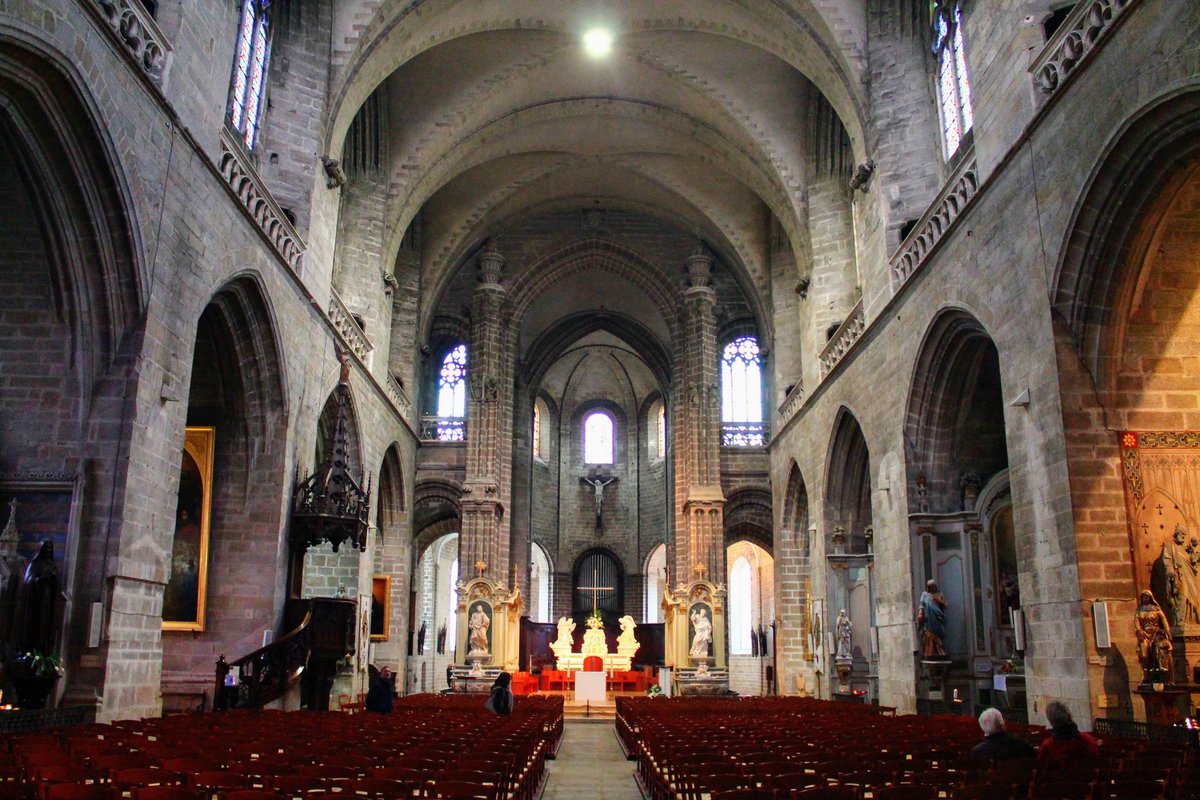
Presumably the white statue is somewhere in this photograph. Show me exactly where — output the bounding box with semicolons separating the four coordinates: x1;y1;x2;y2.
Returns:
689;607;713;659
468;603;490;655
553;616;575;650
835;608;852;660
617;614;638;649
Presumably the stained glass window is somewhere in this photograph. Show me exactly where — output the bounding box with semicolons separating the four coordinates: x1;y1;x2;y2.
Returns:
721;336;765;446
228;0;272;151
932;2;974;158
437;344;467;433
583;411;614;464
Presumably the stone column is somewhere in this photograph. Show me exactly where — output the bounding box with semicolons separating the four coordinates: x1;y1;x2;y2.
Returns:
459;244;512;584
673;245;726;586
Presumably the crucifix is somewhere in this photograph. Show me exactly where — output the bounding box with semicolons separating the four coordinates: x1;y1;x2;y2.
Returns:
577;566;613;614
580;473;617;529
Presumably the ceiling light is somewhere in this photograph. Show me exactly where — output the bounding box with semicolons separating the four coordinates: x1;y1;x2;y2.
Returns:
583;28;614;58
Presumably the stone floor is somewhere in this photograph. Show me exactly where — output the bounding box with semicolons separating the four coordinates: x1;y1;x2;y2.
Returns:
540;722;642;800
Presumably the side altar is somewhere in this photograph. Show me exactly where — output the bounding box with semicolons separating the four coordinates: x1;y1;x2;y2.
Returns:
455;562;522;675
550;614;640;672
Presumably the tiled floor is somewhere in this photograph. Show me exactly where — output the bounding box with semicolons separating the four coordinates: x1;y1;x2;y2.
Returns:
540;722;642;800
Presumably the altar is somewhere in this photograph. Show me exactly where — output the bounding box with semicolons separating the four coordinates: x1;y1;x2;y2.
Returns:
550;613;640;673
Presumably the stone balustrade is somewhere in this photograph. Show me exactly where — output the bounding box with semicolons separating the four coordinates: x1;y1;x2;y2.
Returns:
819;299;866;379
777;381;805;428
385;372;412;420
327;290;372;363
1030;0;1138;97
420;416;465;442
91;0;171;85
890;152;978;291
218;128;305;274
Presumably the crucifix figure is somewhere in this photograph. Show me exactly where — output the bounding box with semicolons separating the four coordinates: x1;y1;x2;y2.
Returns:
577;566;614;614
580;474;617;527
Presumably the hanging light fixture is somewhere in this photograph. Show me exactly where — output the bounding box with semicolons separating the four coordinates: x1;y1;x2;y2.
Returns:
290;357;370;553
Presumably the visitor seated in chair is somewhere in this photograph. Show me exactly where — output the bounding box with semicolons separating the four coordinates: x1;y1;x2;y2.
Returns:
1038;701;1098;762
971;708;1034;761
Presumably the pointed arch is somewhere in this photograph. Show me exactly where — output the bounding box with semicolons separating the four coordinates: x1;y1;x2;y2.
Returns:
782;461;811;558
904;308;1008;514
824;407;872;553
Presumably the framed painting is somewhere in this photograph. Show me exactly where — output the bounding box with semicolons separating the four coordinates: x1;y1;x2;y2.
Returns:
370;575;390;641
163;427;214;632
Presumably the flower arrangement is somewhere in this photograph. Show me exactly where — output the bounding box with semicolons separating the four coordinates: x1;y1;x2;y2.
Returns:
998;657;1023;674
19;651;63;678
586;610;604;629
646;684;662;698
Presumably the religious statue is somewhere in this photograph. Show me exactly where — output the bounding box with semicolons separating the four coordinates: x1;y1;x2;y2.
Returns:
13;541;59;656
917;579;948;658
553;616;575;651
1158;524;1200;625
617;614;638;650
1135;590;1173;683
835;608;852;660
689;607;713;659
580;475;616;525
467;603;490;655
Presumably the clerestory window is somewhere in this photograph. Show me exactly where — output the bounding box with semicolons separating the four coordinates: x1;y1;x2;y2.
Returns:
228;0;272;151
932;1;974;159
721;335;765;446
436;344;467;441
583;411;614;464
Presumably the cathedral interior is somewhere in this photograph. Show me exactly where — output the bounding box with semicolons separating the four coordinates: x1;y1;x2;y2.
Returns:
0;0;1197;733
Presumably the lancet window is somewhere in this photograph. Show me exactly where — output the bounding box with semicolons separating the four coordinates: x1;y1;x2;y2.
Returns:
435;344;467;441
721;335;764;446
584;411;614;465
932;1;974;158
227;0;272;150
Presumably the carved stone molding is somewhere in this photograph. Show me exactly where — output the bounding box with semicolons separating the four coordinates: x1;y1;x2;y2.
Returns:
385;372;411;419
1030;0;1139;97
327;290;372;362
0;471;78;483
218;128;305;273
91;0;172;85
890;152;978;291
819;299;865;379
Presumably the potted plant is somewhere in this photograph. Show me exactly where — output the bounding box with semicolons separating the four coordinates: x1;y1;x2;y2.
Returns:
9;650;63;709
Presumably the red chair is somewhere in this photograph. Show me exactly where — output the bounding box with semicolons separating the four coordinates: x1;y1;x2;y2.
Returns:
45;787;111;800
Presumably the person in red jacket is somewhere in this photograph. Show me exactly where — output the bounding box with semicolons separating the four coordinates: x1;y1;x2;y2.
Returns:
1038;700;1098;761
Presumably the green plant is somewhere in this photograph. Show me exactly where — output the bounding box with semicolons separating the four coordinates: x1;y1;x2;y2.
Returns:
20;651;63;678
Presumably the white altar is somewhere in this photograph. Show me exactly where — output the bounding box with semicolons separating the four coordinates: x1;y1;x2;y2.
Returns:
573;671;606;704
550;614;640;672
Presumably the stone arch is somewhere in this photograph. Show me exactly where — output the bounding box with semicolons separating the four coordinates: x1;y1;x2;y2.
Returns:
571;546;624;622
1052;89;1200;403
824;407;872;553
161;275;289;693
724;488;774;556
0;33;143;409
376;444;405;536
903;308;1008;514
781;461;811;558
315;380;363;475
524;311;672;394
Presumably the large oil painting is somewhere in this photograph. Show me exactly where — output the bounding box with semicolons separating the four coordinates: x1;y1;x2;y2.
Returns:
163;427;214;631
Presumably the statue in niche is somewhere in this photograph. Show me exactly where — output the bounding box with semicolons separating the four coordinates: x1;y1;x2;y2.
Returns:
1134;590;1173;682
835;609;852;660
689;607;713;659
917;579;948;659
1158;524;1200;625
13;541;59;656
467;604;490;655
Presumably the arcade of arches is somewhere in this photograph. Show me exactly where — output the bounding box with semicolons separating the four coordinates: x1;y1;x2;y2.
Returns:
0;0;1196;728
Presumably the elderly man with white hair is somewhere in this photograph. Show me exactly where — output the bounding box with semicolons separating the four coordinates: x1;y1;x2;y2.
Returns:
970;707;1036;761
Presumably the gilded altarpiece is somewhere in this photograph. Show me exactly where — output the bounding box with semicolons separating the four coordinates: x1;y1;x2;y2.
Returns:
1120;432;1200;685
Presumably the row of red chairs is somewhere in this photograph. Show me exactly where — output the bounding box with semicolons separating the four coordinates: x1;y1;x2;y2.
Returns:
0;695;564;800
615;697;1197;800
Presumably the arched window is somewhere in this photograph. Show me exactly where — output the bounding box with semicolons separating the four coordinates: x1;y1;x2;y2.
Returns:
647;401;666;461
933;1;974;158
644;544;667;623
729;557;753;655
446;557;459;651
228;0;272;150
583;410;614;464
532;401;542;459
721;336;764;446
656;403;667;459
436;345;467;441
530;543;552;623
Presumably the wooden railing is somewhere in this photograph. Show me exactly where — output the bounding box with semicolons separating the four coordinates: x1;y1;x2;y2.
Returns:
214;610;312;710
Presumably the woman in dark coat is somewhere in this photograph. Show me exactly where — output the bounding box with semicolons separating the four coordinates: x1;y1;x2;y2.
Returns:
365;666;394;713
486;671;513;715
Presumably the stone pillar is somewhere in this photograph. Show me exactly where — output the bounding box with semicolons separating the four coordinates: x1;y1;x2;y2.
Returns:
457;244;514;663
673;245;726;588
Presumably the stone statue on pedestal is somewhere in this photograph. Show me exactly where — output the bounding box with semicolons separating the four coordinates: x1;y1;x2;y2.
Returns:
835;608;852;660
